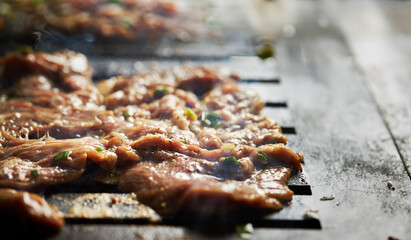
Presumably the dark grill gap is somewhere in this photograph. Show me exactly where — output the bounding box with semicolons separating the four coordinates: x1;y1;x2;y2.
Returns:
241;78;281;84
281;126;297;134
265;101;288;108
254;219;321;229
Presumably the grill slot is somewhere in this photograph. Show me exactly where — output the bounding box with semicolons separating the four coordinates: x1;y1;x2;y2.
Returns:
254;219;321;229
265;101;288;108
281;127;297;135
241;78;281;84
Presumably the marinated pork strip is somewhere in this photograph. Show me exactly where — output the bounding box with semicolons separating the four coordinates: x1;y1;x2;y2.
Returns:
0;137;117;189
203;84;265;115
0;158;84;190
0;50;92;91
98;66;239;109
0;50;102;107
99;68;286;147
2;75;103;109
0;50;115;139
133;150;255;181
122;136;301;217
247;167;294;201
0;189;64;230
123;117;301;170
119;160;282;217
0;102;122;139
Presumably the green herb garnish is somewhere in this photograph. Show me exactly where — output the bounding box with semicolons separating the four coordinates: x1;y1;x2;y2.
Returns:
53;150;71;162
96;147;105;152
235;223;253;239
18;46;33;54
257;44;275;60
31;0;46;6
205;15;220;29
154;86;169;99
120;20;133;29
107;0;122;4
123;110;131;118
320;196;335;201
179;140;187;144
184;108;198;121
201;112;220;128
31;169;39;177
257;151;268;162
223;156;239;165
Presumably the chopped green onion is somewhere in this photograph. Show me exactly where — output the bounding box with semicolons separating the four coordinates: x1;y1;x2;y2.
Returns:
184;108;198;121
257;44;275;60
205;15;220;29
53;150;71;162
120;20;133;29
257;151;268;162
179;140;187;144
107;0;122;4
154;86;169;99
18;46;33;54
123;110;131;118
96;147;105;152
31;0;46;5
235;223;254;239
201;112;220;128
31;169;39;177
223;156;239;165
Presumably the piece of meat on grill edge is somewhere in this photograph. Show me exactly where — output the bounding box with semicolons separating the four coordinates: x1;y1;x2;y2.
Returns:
0;50;303;229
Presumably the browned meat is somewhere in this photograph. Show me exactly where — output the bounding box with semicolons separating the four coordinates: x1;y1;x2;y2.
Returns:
0;136;117;189
99;66;238;109
0;50;304;226
0;50;114;139
1;50;92;91
203;84;265;115
0;101;124;139
129;134;301;171
119;160;282;217
0;189;64;230
247;167;294;201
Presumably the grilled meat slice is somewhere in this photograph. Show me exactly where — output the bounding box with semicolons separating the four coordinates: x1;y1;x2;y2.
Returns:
0;50;92;91
0;189;64;231
98;66;239;109
120;160;282;217
0;50;111;139
0;137;117;190
247;167;294;201
0;101;122;139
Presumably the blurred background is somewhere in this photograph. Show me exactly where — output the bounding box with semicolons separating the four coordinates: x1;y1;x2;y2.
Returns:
0;0;301;57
